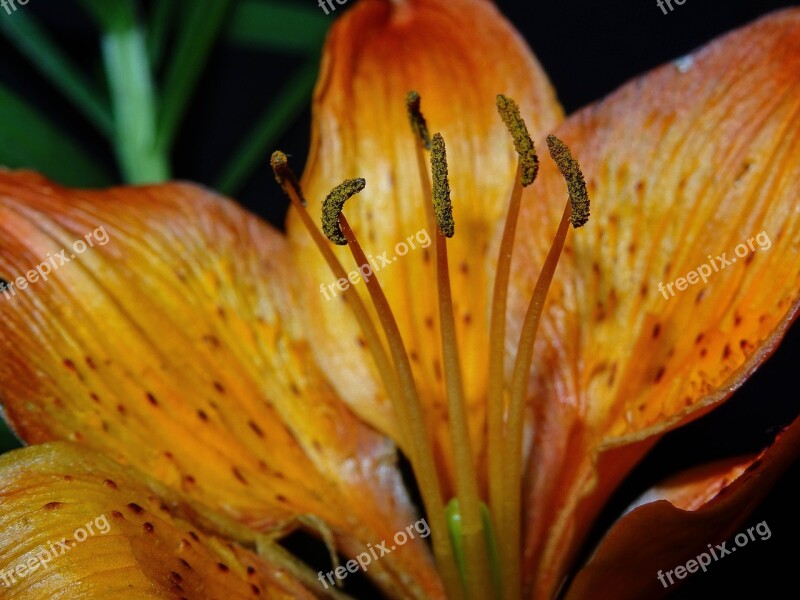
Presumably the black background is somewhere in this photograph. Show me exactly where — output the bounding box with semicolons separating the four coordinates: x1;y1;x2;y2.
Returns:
1;1;799;598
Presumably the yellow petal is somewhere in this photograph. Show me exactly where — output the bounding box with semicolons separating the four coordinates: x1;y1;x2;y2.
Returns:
288;0;563;490
0;442;315;599
508;9;800;596
564;415;800;600
0;171;442;598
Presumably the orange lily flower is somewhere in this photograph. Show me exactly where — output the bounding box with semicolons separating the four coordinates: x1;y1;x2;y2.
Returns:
0;1;799;599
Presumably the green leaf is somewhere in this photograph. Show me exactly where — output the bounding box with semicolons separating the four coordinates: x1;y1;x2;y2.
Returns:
155;0;233;152
215;59;318;196
0;82;110;187
147;0;180;70
225;0;329;53
78;0;169;184
0;12;114;137
76;0;136;32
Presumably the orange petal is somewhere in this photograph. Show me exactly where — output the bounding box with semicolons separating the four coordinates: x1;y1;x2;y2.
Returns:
625;456;754;513
564;415;800;600
0;442;316;599
288;0;563;490
0;171;442;598
508;9;800;596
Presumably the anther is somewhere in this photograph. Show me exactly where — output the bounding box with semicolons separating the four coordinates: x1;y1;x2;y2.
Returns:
270;151;306;206
546;134;590;228
406;91;432;150
322;178;366;245
430;133;454;238
496;95;538;186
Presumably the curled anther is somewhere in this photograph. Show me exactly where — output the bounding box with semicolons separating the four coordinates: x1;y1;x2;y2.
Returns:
406;91;432;150
430;133;455;238
546;134;590;228
496;95;538;186
322;178;367;245
270;151;307;206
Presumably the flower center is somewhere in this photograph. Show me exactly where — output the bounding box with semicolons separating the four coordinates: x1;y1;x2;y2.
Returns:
271;93;588;600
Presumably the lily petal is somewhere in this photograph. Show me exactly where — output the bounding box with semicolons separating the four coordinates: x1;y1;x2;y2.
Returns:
0;442;316;599
564;415;800;600
624;456;754;514
0;171;441;598
288;0;563;485
508;9;800;596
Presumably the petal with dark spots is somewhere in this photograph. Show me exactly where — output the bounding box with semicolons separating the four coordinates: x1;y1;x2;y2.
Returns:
0;442;316;599
507;9;800;596
0;171;442;598
288;0;563;494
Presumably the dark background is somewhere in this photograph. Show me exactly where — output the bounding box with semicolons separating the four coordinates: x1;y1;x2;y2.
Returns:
1;1;798;598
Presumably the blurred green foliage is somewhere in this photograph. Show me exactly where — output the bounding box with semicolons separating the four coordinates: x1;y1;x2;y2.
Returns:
0;0;327;452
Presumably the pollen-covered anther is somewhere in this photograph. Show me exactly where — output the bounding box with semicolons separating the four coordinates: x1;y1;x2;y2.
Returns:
430;133;454;238
496;94;538;186
546;134;590;228
322;178;367;245
270;151;306;206
406;91;432;150
270;150;288;179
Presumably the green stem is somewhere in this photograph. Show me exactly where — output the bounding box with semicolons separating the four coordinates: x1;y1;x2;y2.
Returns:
102;27;169;183
79;0;169;183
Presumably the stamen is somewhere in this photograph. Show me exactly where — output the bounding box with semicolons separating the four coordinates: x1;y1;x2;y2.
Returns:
407;91;437;234
272;152;464;596
430;133;455;238
499;137;590;600
546;134;590;228
406;91;432;150
400;92;435;405
270;151;307;206
488;95;539;536
487;165;525;549
336;212;465;600
496;95;539;186
430;132;493;598
269;153;402;446
321;178;366;245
